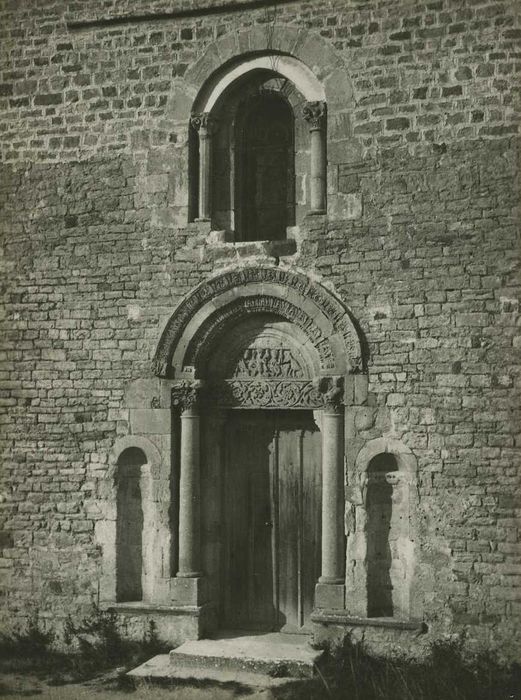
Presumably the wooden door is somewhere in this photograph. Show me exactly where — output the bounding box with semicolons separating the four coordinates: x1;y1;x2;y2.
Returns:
222;410;321;632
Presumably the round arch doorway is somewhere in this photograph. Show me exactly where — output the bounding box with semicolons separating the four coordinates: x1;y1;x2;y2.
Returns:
200;313;323;633
155;266;363;638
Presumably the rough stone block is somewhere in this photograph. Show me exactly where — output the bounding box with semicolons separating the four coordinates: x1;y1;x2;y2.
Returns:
315;583;345;609
171;577;209;606
130;409;170;435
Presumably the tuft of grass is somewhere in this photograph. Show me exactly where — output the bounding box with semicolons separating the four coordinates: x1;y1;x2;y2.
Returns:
0;606;171;687
294;636;521;700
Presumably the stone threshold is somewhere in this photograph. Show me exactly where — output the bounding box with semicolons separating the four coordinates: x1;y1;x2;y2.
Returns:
311;610;427;632
103;601;209;617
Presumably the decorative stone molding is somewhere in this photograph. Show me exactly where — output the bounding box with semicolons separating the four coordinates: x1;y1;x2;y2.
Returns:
153;266;363;378
303;101;327;130
318;375;344;412
171;380;204;412
209;376;345;409
186;294;336;374
190;113;217;133
209;379;322;408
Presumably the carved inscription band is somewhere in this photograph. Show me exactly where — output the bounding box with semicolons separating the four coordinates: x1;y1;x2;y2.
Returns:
152;267;362;377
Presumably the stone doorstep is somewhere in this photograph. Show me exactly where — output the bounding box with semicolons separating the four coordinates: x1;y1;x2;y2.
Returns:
168;632;323;679
128;632;324;684
127;654;298;689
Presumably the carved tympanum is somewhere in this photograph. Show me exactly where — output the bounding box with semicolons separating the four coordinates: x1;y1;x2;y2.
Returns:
233;348;305;379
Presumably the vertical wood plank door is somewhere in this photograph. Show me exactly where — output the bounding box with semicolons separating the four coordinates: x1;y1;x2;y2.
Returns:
222;410;321;632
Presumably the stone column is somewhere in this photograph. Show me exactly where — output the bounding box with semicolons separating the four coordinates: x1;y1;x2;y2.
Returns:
172;381;203;579
191;113;216;221
316;376;345;609
303;101;327;214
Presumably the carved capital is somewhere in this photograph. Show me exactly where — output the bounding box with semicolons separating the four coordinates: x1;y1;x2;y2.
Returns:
318;375;344;411
190;112;217;134
172;380;204;412
303;101;327;130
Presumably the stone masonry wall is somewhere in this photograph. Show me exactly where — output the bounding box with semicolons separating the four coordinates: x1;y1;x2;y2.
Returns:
1;0;520;660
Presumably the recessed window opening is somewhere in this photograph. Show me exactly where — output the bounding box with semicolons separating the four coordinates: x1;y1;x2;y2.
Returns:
235;91;295;242
366;453;398;617
116;447;146;602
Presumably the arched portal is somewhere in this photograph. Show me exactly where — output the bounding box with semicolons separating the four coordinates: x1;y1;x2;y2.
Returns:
154;267;363;632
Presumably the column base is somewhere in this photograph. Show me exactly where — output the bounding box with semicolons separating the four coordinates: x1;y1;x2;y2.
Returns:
315;582;345;609
171;576;209;606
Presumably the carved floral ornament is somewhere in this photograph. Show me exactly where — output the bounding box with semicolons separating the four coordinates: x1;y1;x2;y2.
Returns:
171;380;204;412
190;112;217;133
171;376;344;410
302;100;327;130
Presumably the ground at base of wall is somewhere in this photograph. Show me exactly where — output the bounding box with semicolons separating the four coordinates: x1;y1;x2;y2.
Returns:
0;672;269;700
1;642;520;700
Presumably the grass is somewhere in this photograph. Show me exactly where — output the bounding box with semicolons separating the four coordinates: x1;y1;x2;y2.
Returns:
1;615;519;700
0;607;169;686
272;637;521;700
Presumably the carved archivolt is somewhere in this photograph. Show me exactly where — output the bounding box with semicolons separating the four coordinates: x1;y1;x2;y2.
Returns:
187;295;334;374
153;267;362;378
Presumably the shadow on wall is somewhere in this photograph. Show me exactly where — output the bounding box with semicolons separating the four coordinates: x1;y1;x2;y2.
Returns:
116;447;146;603
366;453;398;617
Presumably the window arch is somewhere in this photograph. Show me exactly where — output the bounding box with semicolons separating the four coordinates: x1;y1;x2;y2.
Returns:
189;53;327;240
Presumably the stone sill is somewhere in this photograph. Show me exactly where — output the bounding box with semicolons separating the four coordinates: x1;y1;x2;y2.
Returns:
103;601;207;617
311;610;427;632
205;233;297;258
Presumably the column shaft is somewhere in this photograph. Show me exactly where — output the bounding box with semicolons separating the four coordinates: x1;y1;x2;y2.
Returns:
320;409;344;583
310;127;326;213
303;101;327;214
178;406;201;577
198;128;212;221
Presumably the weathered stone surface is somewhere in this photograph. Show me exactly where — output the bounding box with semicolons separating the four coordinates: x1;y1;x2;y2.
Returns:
0;0;519;665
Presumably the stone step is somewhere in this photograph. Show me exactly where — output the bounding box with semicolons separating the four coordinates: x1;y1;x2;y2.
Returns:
128;653;298;689
168;632;323;680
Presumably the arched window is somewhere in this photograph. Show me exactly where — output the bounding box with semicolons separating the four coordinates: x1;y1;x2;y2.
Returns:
116;447;146;602
189;54;327;241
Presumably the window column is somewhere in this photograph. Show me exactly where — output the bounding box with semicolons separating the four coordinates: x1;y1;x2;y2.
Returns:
191;113;216;221
303;101;327;214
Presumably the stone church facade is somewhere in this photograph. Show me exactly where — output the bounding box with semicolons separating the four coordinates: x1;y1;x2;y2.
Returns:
0;0;520;661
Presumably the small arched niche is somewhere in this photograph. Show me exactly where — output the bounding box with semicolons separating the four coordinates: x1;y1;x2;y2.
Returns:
366;453;399;617
116;447;146;602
